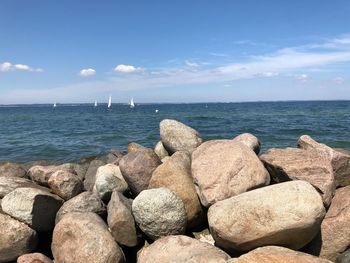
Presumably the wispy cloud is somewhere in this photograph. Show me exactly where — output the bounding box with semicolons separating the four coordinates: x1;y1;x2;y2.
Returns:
333;76;345;84
185;60;199;67
294;74;309;82
114;64;143;73
79;68;96;77
0;62;43;72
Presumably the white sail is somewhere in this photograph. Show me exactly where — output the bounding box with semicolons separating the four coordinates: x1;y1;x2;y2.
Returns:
94;100;98;107
108;96;112;108
53;102;57;108
130;97;135;108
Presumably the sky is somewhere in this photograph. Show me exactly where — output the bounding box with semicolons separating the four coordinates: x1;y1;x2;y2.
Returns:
1;0;350;104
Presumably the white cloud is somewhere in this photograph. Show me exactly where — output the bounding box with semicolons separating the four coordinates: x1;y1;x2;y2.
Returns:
0;62;12;72
185;60;199;67
79;68;96;77
333;77;345;84
114;64;143;73
254;72;279;77
0;62;43;72
295;74;308;82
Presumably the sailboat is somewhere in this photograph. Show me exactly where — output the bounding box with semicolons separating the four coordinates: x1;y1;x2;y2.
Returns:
130;97;135;108
107;95;112;108
53;102;57;108
94;100;98;107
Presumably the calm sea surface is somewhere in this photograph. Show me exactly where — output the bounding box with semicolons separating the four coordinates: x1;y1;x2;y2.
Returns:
0;101;349;163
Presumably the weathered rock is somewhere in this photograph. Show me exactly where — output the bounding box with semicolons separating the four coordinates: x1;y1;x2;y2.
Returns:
160;119;203;154
93;164;128;201
52;212;125;263
337;249;350;263
83;159;106;191
260;147;335;206
71;163;88;181
0;176;50;198
1;187;63;231
192;140;270;207
192;228;215;246
232;133;261;154
119;149;161;195
232;246;332;263
48;170;83;200
138;235;230;263
298;135;350;187
208;181;325;253
154;141;169;160
128;142;146;153
132;188;187;240
106;148;124;164
0;162;27;178
55;191;106;224
0;213;38;263
17;253;53;263
28;164;76;186
149;151;203;228
107;190;138;247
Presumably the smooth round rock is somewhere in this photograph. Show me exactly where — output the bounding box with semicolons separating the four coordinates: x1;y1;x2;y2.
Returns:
28;164;76;186
232;133;261;154
48;170;83;200
17;253;53;263
132;188;187;240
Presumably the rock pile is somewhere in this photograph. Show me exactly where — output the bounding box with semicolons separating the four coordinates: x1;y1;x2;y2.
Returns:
0;118;349;262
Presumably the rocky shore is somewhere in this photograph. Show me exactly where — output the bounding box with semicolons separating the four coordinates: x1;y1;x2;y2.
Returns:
1;119;350;263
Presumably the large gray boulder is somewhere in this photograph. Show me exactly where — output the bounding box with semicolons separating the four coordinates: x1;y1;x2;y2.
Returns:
1;187;63;231
48;170;83;200
298;135;350;187
191;140;270;207
260;147;335;207
160;119;203;154
132;188;187;240
208;181;325;252
232;133;261;154
0;176;50;198
138;235;230;263
83;159;106;191
52;212;125;263
0;162;27;178
0;213;38;263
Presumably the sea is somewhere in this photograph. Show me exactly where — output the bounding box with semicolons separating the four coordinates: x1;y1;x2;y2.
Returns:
0;100;349;163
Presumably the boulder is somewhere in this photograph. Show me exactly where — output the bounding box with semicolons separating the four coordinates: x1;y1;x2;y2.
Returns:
0;213;38;263
83;159;106;191
71;163;88;181
55;191;106;224
107;190;138;247
17;253;53;263
337;249;350;263
1;187;63;231
93;164;128;201
106;148;124;165
260;147;335;206
232;133;261;154
232;246;332;263
208;181;325;252
132;188;187;240
138;235;230;263
149;151;203;228
0;162;27;178
52;212;125;263
28;164;76;186
192;140;270;207
48;170;83;200
119;149;161;195
0;176;50;198
298;135;350;187
128;142;146;153
160;119;203;154
154;141;169;160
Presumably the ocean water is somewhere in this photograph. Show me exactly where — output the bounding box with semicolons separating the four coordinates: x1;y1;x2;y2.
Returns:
0;101;349;163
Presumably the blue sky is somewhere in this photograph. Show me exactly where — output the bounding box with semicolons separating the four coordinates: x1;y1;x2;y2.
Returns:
1;0;350;104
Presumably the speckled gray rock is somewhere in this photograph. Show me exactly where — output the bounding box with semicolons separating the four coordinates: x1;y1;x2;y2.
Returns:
52;212;125;263
160;119;203;154
154;141;169;160
107;190;138;247
0;213;38;263
132;188;187;240
83;159;106;191
93;164;128;201
48;170;83;200
138;235;230;263
17;252;53;263
208;181;326;253
119;149;161;195
1;187;63;231
0;162;27;178
0;176;50;198
28;164;76;186
55;191;106;224
232;133;261;154
192;140;270;207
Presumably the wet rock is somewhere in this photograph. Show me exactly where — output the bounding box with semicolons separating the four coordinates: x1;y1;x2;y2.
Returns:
17;253;53;263
48;170;83;200
149;151;203;228
0;213;38;263
132;188;187;240
192;140;270;207
1;187;63;231
83;159;106;191
298;135;350;187
55;191;106;224
52;212;125;263
160;119;203;154
154;141;169;160
260;147;335;206
208;181;325;253
107;190;138;247
232;133;261;154
0;162;27;178
119;149;161;195
28;164;76;186
138;235;230;263
0;176;50;198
